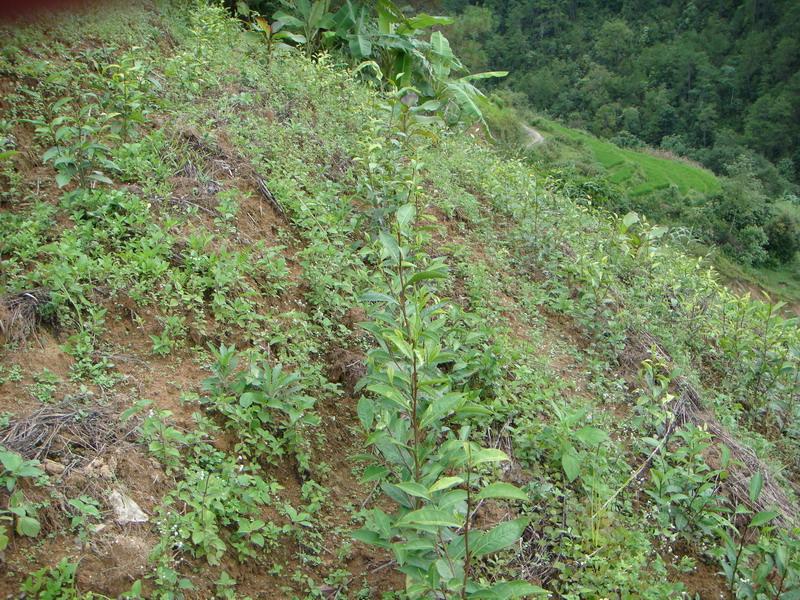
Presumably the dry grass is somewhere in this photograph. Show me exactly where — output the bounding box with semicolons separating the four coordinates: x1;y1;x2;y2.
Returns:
0;399;125;474
0;287;52;345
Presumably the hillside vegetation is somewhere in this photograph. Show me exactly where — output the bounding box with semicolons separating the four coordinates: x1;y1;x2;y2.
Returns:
437;0;800;294
440;0;800;188
516;116;800;306
530;117;720;198
0;2;799;599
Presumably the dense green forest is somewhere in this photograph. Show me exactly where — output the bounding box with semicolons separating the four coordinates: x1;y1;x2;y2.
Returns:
439;0;800;185
0;1;799;598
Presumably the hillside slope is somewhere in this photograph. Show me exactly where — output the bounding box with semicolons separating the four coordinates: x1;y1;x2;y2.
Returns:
531;117;720;198
0;3;799;599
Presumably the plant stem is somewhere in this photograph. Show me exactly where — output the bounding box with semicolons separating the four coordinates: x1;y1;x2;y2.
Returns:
462;445;472;598
729;523;748;600
396;226;421;484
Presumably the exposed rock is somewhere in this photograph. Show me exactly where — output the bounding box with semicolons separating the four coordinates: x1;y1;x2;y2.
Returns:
42;459;65;475
108;490;148;525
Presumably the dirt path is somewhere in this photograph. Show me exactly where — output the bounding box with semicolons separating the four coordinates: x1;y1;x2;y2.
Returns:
523;124;544;147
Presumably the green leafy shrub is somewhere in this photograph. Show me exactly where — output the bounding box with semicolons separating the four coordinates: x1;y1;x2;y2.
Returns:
202;345;320;471
0;447;46;551
764;204;800;264
355;203;542;599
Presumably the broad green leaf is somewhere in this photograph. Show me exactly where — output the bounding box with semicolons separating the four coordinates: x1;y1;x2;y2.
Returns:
404;14;453;30
352;527;382;545
396;508;461;528
367;383;409;410
0;451;23;472
420;391;465;428
446;81;486;125
561;450;580;482
749;471;764;503
435;558;456;581
471;448;509;465
376;0;404;33
457;403;493;417
357;396;374;429
470;517;529;557
429;476;463;493
649;225;668;239
396;203;415;228
16;516;41;537
395;481;430;500
408;269;448;286
749;510;779;528
42;147;60;162
476;482;528;502
348;34;372;58
273;11;304;28
622;211;640;228
378;230;401;261
55;172;72;188
460;71;509;81
274;31;307;45
239;391;264;408
575;426;608;447
720;444;731;469
430;31;454;60
469;581;549;599
360;291;398;305
89;172;113;185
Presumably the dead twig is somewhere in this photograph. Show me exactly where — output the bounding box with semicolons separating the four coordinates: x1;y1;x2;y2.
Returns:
254;175;287;220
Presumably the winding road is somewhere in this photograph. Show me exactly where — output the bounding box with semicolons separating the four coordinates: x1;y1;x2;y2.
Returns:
523;124;545;147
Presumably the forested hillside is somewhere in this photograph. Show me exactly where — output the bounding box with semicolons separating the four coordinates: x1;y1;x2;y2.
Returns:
423;0;800;300
439;0;799;186
0;1;799;599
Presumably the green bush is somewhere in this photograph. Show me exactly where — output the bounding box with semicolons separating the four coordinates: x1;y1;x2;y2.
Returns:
764;204;800;264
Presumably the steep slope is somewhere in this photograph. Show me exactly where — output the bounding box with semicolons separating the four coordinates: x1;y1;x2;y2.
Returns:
531;117;720;198
0;3;798;599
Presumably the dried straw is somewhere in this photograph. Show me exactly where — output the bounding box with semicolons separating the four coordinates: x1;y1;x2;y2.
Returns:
0;400;120;474
0;287;52;344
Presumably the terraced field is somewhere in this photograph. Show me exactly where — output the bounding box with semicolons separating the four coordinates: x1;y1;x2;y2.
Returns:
534;117;720;197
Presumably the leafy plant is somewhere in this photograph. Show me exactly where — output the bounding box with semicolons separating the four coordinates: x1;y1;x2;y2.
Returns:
246;14;308;62
270;0;505;128
715;472;780;600
100;53;157;140
156;453;284;566
354;203;543;598
645;425;729;540
138;406;198;473
20;559;81;599
67;495;102;542
272;0;335;58
201;345;320;472
33;98;120;188
518;399;609;485
0;447;46;551
27;368;60;403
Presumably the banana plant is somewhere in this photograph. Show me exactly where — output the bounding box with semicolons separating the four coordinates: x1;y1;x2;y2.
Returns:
268;0;507;128
247;15;309;61
272;0;336;57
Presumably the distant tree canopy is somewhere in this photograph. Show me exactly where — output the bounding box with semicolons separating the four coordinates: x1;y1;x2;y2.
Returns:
435;0;800;191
